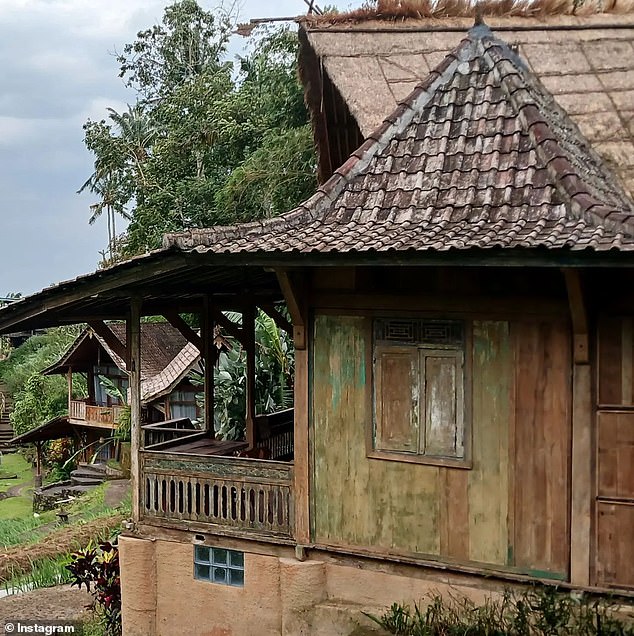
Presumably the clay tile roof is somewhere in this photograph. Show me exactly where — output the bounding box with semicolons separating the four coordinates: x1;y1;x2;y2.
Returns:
47;322;200;405
301;15;634;199
103;323;201;403
165;24;634;255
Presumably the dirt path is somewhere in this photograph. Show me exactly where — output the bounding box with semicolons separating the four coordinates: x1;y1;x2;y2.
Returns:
0;585;92;634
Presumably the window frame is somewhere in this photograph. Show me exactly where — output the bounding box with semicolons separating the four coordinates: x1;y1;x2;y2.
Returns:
193;545;245;587
368;318;472;469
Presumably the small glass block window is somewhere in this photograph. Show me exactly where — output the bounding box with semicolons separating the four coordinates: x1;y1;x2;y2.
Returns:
194;546;245;587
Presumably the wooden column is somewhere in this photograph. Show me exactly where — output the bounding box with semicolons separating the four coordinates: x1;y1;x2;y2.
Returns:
244;305;256;449
202;296;215;437
276;269;310;545
563;268;592;585
35;441;42;488
67;367;73;412
127;298;142;524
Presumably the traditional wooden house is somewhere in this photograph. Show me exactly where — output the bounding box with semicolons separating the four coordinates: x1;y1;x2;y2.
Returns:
0;11;633;636
12;322;201;466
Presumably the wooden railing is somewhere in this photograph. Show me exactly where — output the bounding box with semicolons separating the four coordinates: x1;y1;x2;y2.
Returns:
255;409;294;461
69;400;124;428
140;451;294;540
143;418;198;447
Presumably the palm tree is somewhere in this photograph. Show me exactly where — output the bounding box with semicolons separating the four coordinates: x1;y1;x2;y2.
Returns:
80;103;156;258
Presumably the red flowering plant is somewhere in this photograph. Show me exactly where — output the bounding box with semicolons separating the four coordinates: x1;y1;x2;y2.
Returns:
66;540;122;636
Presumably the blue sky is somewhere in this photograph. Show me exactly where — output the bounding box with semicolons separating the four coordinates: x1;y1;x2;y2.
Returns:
0;1;353;296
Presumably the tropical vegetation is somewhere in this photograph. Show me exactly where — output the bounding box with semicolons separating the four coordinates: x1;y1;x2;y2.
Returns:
370;589;634;635
0;326;85;436
81;0;316;262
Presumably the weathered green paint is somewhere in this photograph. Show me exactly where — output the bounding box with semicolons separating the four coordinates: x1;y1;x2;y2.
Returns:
311;315;440;555
310;314;569;576
468;321;511;565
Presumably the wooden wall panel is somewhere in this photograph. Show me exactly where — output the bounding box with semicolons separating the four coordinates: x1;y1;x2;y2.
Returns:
311;315;440;555
598;317;634;406
311;316;515;566
598;412;634;500
468;321;512;566
513;321;571;576
596;503;634;588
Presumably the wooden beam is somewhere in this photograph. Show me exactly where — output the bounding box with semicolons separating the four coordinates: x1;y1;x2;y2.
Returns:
202;297;215;438
562;268;592;586
210;309;244;343
163;312;203;352
570;364;592;586
275;270;307;349
87;320;128;365
127;298;142;524
294;346;310;544
562;268;589;364
244;306;256;449
258;303;293;336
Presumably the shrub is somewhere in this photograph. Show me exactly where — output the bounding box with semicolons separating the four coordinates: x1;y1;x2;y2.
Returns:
66;541;121;636
368;587;634;635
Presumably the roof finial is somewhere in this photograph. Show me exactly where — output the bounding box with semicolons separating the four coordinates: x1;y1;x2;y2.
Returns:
474;4;486;26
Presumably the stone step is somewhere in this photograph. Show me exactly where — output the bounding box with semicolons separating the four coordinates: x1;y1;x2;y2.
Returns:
77;462;108;475
71;469;108;480
70;476;104;486
307;600;387;636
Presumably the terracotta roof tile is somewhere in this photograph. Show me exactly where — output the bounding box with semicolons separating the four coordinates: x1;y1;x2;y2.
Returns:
165;25;634;256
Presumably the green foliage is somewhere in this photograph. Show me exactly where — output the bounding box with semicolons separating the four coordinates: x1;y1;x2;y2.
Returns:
67;541;122;636
193;311;294;439
96;377;130;442
368;588;634;635
3;555;72;593
81;1;316;258
0;327;86;436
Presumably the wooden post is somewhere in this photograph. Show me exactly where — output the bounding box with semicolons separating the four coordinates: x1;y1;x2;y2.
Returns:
294;346;310;545
563;268;592;585
35;441;42;488
202;296;215;437
87;365;95;405
275;269;310;545
67;367;73;412
128;298;142;524
244;305;256;449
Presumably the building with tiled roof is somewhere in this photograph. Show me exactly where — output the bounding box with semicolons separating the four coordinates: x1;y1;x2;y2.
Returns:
0;11;633;636
12;322;202;462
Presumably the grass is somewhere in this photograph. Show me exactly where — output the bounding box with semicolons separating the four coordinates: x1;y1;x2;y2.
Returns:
0;453;33;488
2;554;72;594
0;452;34;521
81;615;107;636
0;481;130;548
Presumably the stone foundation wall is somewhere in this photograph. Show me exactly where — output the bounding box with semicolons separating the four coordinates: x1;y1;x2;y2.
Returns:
32;482;76;513
119;536;515;636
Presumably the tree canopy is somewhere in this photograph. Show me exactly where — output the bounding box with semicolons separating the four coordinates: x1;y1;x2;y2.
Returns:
81;1;317;261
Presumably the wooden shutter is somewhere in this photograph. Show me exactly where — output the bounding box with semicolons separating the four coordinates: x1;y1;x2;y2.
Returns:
422;350;464;458
374;346;419;452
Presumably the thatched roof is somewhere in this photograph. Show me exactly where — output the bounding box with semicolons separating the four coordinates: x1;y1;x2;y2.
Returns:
299;13;634;198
